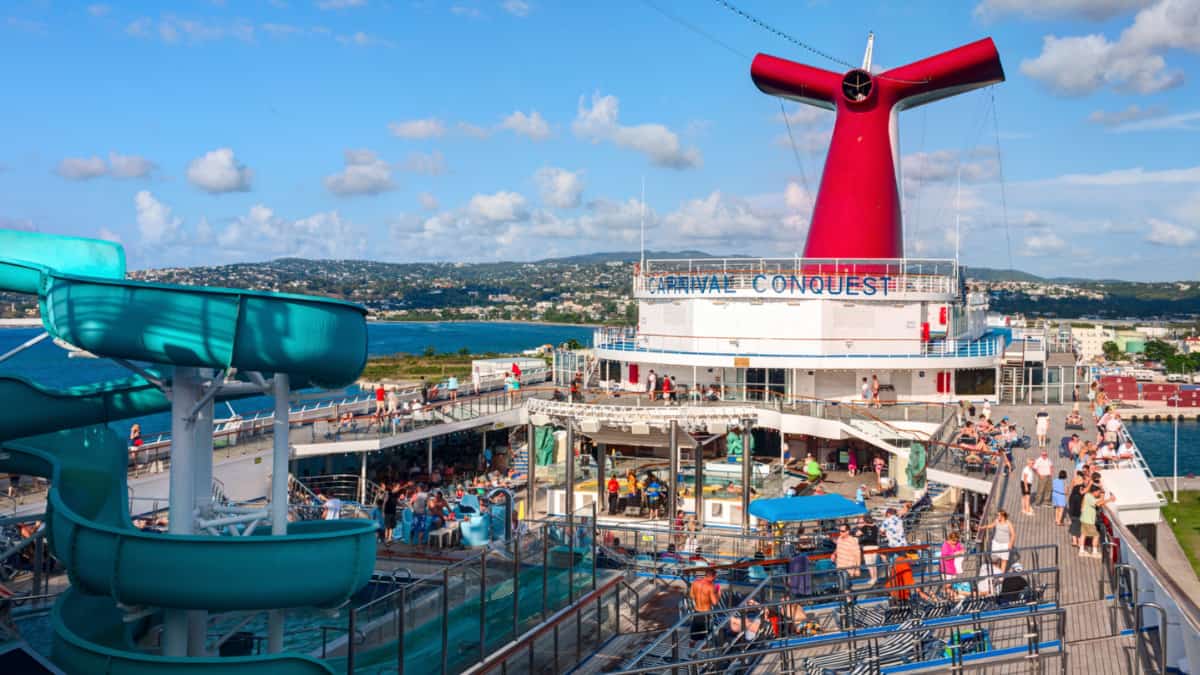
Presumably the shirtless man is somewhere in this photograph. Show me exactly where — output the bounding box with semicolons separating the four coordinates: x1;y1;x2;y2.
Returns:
690;569;720;642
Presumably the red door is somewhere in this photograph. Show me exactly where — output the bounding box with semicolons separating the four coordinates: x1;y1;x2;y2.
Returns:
628;363;639;385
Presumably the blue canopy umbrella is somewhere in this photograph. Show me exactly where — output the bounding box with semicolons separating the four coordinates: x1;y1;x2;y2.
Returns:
748;494;868;523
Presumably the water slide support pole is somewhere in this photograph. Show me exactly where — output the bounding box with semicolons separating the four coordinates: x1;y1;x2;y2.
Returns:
268;372;290;654
359;452;367;505
595;443;606;519
565;423;575;604
164;366;200;658
667;421;678;530
188;368;216;655
695;437;705;531
526;423;536;520
741;420;753;533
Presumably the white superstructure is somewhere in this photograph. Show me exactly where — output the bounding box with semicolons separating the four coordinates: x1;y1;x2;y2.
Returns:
591;256;1000;402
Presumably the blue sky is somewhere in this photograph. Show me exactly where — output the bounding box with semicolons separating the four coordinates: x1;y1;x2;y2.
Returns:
0;0;1198;279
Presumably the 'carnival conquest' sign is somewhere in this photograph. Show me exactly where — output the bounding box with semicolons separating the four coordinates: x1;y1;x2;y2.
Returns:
646;274;894;297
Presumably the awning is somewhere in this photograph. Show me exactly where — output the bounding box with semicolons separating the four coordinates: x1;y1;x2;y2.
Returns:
579;429;718;450
748;494;868;523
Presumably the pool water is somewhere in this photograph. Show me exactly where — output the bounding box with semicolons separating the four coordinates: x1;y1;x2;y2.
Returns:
13;609;53;656
341;564;603;673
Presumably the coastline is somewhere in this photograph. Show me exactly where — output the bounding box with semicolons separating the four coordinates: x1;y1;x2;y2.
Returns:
368;318;604;328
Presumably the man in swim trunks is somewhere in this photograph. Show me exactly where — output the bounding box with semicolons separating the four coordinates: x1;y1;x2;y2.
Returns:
690;569;719;642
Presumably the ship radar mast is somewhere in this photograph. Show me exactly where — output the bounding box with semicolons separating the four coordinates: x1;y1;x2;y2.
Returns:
751;35;1005;260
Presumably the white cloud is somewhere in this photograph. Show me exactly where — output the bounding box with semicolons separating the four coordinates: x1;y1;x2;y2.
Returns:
457;122;491;138
451;5;483;19
572;92;702;169
97;227;122;243
1049;165;1200;186
1145;218;1198;246
534;167;584;208
901;149;999;190
56;153;156;180
135;190;183;245
324;149;395;196
784;181;814;213
773;128;832;155
975;0;1150;21
468;191;528;222
418;192;439;210
662;192;777;240
1020;231;1067;256
336;31;394;47
1020;0;1198;96
87;4;111;17
777;106;831;127
316;0;367;9
55;156;108;180
402;150;447;175
388;118;445;139
5;17;47;35
1088;104;1168;126
501;110;552;141
1109;109;1200;132
186;148;253;193
108;151;156;178
502;0;531;17
125;15;256;44
217;204;365;259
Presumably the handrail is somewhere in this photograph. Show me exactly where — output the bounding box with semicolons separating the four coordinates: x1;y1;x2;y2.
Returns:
460;573;624;675
615;605;1067;675
1101;504;1200;661
619;578;640;633
1135;602;1169;675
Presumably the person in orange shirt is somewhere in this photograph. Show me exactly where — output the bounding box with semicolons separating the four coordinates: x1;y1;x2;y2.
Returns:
606;475;620;515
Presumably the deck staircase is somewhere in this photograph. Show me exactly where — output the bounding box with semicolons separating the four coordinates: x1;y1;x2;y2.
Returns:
1000;339;1027;404
508;426;529;480
842;413;993;494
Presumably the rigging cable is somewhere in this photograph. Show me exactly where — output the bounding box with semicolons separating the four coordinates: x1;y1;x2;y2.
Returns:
711;0;855;69
643;0;750;60
907;107;928;257
711;0;930;83
990;87;1015;273
778;99;813;198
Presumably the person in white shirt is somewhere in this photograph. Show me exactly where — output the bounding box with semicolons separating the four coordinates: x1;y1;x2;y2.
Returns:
1104;412;1123;445
981;400;992;421
320;493;342;520
1034;407;1050;448
1020;459;1035;516
1117;439;1135;467
1033;451;1054;507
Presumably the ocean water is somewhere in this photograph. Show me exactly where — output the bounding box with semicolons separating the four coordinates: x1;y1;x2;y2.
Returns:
1124;420;1200;477
0;321;591;434
3;322;1195;475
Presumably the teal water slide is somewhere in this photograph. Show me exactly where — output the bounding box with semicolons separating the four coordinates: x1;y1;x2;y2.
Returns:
0;230;377;673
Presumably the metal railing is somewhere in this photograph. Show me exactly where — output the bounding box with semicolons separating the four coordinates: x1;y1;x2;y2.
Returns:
998;365;1089;405
618;561;1065;674
325;508;603;674
593;326;1002;360
634;256;960;298
1099;506;1200;674
527;392;957;429
461;573;627;675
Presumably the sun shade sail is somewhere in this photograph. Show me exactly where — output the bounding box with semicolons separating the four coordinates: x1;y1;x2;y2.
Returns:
748;494;868;523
